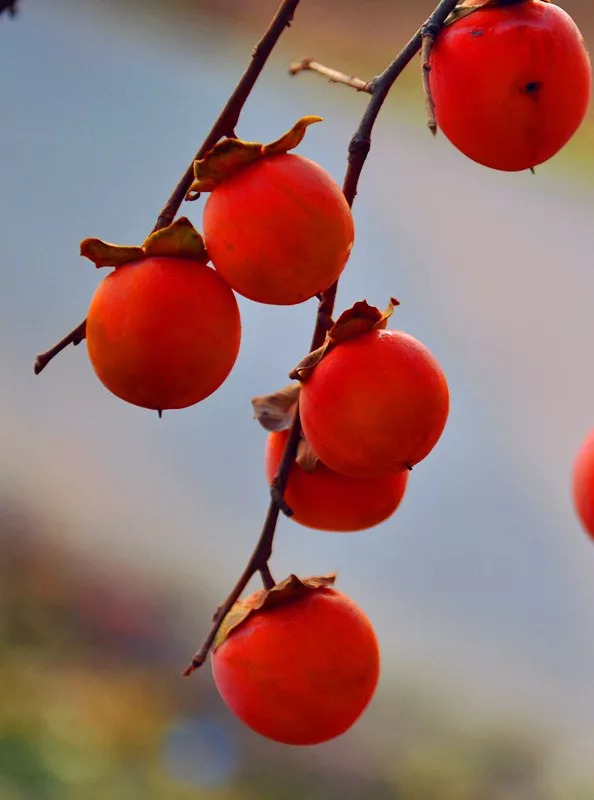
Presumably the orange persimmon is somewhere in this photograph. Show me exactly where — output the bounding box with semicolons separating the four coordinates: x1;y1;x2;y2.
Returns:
429;1;591;171
266;429;408;531
299;329;449;478
211;582;380;745
202;153;354;305
572;429;594;539
86;256;240;411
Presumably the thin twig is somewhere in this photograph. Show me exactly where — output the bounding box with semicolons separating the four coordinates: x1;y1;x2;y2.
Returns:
33;0;301;375
289;58;372;93
182;0;460;676
421;24;439;135
33;321;87;375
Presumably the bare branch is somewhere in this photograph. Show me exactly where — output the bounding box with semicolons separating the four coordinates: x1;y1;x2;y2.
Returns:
182;0;460;675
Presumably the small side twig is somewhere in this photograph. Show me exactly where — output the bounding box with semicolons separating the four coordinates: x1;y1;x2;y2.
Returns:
183;0;460;676
420;23;440;135
33;0;301;375
33;321;87;375
289;58;372;93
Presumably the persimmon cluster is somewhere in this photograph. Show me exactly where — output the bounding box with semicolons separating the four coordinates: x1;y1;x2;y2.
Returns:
40;0;592;748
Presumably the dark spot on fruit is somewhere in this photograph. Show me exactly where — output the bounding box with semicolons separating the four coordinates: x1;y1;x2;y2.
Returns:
524;81;542;94
471;29;483;37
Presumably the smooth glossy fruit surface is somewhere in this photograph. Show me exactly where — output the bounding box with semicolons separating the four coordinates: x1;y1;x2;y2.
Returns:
211;587;379;745
202;153;354;305
87;256;240;410
429;1;591;171
299;329;449;478
572;429;594;538
266;429;409;531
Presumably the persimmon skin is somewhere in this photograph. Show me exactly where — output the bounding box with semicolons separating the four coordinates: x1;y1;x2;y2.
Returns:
572;429;594;539
86;256;240;410
266;429;409;531
299;329;449;478
202;153;354;305
429;1;591;171
211;588;380;745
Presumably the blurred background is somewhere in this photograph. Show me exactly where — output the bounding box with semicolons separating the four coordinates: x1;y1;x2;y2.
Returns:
2;0;594;797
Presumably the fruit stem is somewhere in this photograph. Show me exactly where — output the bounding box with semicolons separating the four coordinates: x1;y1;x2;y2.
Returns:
32;0;301;375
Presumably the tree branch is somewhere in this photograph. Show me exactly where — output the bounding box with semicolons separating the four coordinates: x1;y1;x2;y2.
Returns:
182;0;460;676
32;0;301;375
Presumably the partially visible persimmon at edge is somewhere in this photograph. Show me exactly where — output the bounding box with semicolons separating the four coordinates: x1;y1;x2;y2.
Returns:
211;586;380;745
299;329;449;478
429;0;591;171
572;429;594;539
202;153;354;305
266;429;409;532
86;256;241;411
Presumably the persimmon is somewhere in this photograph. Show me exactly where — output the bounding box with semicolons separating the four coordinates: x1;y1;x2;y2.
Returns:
299;329;449;478
266;429;409;531
86;256;241;411
202;153;354;305
211;579;380;745
429;1;591;171
572;429;594;539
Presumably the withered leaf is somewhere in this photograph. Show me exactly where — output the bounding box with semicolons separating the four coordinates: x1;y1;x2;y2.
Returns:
80;239;145;269
143;217;208;262
251;383;300;432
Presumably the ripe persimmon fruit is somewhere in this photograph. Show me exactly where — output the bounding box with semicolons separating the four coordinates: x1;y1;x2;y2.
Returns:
572;429;594;539
299;329;449;478
86;256;241;411
211;583;380;745
266;429;409;531
202;153;354;305
429;1;591;171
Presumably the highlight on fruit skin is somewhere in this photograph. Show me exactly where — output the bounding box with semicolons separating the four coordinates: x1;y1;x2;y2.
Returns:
298;328;449;478
211;575;380;745
86;256;241;411
572;428;594;539
265;428;409;532
429;0;592;171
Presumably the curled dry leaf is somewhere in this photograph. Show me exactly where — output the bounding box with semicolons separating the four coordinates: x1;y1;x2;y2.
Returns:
213;573;337;651
445;0;549;25
80;239;145;269
251;383;300;432
80;218;207;270
142;217;208;262
290;297;399;381
186;116;323;198
296;437;319;473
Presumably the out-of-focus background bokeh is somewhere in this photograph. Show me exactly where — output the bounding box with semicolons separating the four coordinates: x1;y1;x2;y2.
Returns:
2;1;594;797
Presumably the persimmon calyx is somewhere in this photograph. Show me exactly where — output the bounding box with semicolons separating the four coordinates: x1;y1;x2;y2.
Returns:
213;574;336;651
290;297;399;382
445;0;549;25
80;217;208;269
186;115;323;199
